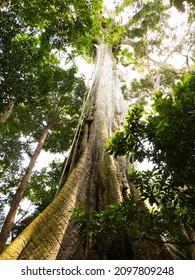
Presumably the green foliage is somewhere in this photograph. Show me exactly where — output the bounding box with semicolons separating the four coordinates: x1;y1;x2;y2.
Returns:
0;0;103;116
118;0;194;80
104;73;195;256
108;73;195;187
0;63;86;240
72;198;148;241
0;9;56;106
72;196;192;259
123;66;182;106
0;0;89;241
106;105;147;162
0;123;9;134
10;64;87;152
5;0;103;55
105;23;126;48
25;160;61;210
124;1;165;54
128;1;164;33
0;133;28;200
125;77;154;105
146;73;195;186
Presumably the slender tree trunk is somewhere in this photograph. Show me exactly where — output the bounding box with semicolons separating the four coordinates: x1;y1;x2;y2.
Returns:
0;122;52;253
0;0;10;8
0;44;172;260
0;101;14;123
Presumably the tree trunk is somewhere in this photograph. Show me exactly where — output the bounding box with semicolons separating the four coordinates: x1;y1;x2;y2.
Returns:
0;101;14;123
0;44;172;260
185;225;195;259
0;0;10;8
0;122;52;253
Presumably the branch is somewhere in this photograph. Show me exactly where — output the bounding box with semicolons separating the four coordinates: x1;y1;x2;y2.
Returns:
121;39;135;47
161;24;193;67
0;0;10;8
144;236;195;246
0;101;14;123
57;119;78;125
14;202;33;226
115;0;128;12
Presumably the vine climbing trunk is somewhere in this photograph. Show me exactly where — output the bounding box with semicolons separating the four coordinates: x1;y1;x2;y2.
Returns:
0;44;172;260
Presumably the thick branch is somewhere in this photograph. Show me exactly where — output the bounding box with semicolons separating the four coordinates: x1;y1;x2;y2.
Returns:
121;39;135;47
0;101;14;123
0;0;10;8
144;236;195;247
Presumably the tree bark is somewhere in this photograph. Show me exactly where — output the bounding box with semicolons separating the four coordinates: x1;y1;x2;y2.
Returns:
185;225;195;259
0;0;11;9
0;122;52;253
0;44;172;260
0;101;14;123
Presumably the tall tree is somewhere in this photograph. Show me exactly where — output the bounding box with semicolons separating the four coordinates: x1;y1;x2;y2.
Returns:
0;42;171;260
0;0;194;259
0;64;86;252
1;1;88;248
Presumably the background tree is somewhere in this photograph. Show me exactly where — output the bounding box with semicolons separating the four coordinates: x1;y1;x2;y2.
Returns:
0;63;86;252
118;0;194;106
1;0;94;254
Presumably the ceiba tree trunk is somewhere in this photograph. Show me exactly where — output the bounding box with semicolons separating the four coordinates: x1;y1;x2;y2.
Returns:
0;44;172;260
0;122;52;253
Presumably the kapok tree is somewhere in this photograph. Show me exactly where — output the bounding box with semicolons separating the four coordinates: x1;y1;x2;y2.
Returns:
1;0;193;259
